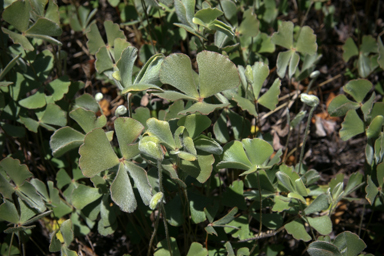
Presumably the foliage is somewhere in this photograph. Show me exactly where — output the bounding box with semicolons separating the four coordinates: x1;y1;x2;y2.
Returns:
0;0;383;255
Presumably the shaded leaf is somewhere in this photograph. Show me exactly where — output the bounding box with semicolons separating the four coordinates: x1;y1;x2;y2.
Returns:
284;219;311;242
79;128;120;177
333;231;366;256
339;110;364;141
308;241;341;256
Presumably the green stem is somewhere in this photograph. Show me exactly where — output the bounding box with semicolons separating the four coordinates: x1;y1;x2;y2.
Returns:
358;202;366;237
298;107;315;174
140;0;158;53
257;171;263;237
157;160;172;256
8;227;15;256
147;209;161;256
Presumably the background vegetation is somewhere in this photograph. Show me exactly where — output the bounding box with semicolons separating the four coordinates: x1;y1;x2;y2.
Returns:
1;0;384;255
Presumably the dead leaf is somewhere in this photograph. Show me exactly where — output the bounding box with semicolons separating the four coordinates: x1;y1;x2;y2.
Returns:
99;99;111;116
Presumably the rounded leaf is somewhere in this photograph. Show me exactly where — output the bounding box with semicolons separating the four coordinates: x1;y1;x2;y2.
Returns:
343;79;373;103
79;128;120;177
307;241;341;256
197;51;240;98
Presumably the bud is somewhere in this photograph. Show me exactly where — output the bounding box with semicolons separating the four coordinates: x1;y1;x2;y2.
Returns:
115;105;127;116
95;92;103;102
300;93;319;108
245;65;253;83
149;192;163;210
310;70;320;79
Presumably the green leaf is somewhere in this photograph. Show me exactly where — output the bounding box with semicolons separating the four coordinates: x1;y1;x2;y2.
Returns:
258;78;281;110
135;53;164;86
333;231;366;256
74;93;100;112
46;76;71;102
17;182;45;211
339;110;364;141
61;219;74;246
222;180;247;210
116;46;137;89
0;53;21;81
276;50;294;78
2;28;34;51
378;37;384;70
104;20;125;47
160;53;199;99
249;62;269;99
225;241;235;256
124;161;152;206
377;163;384;188
284;219;311;242
0;173;14;199
271;21;293;50
49;127;85;157
147;118;176;149
110;163;137;212
306;216;332;235
115;118;144;159
193;8;223;24
253;213;283;230
139;136;164;161
0;157;32;187
304;193;330;215
214;112;230;143
212;207;238;226
288;51;300;78
288;192;306;204
38;103;67;127
343;79;373;103
242;138;273;166
328;95;360;117
180;154;214;183
25;18;62;37
343;38;358;62
174;0;196;28
178;114;211;139
95;46;113;73
154;237;181;256
217;141;252;170
272;195;291;212
365;175;378;205
19;89;46;109
0;200;19;224
186;242;208;256
69;108;106;133
165;195;183;226
224;216;253;240
276;171;295;192
189;191;208;224
198;51;240;98
193;135;223;155
86;23;105;54
232;95;258;117
178;102;229;115
72;184;102;210
366;115;383;139
307;241;341;256
79;128;120;177
2;0;31;32
238;9;260;38
345;172;364;196
360;35;377;54
295;26;317;55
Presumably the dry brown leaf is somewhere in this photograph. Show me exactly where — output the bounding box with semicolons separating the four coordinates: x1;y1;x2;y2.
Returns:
99;99;111;116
